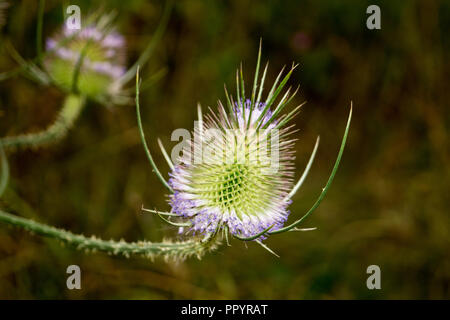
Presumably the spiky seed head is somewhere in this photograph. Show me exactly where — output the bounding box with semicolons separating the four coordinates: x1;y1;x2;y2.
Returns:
168;57;300;240
44;17;126;99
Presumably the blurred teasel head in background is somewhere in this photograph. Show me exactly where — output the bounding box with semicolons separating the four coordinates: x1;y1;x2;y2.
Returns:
0;2;172;151
44;13;127;103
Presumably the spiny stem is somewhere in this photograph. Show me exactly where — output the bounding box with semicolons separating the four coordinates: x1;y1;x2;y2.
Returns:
0;209;220;260
0;94;85;151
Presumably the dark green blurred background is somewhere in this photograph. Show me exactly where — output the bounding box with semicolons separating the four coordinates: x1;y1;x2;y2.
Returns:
0;0;449;299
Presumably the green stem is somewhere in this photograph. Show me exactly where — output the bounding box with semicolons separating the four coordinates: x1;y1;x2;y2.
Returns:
0;94;85;151
36;0;45;64
0;209;220;260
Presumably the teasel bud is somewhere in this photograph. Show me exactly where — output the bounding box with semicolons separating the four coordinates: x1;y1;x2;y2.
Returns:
1;3;173;156
1;15;128;151
44;18;126;101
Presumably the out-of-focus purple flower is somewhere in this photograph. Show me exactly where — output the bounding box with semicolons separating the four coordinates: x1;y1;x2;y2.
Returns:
291;31;312;52
44;21;126;99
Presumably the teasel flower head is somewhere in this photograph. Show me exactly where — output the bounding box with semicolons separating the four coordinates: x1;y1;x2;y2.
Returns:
138;42;352;254
44;14;126;102
168;84;299;240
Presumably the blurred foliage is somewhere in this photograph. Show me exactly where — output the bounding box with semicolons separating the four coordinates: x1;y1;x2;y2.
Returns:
0;0;449;299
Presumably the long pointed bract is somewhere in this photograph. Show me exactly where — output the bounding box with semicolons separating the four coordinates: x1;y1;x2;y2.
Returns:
247;39;262;128
269;104;353;234
285;136;320;201
233;224;274;241
135;67;173;192
255;240;280;258
157;138;174;170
